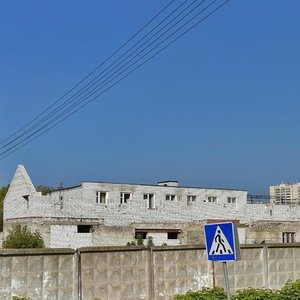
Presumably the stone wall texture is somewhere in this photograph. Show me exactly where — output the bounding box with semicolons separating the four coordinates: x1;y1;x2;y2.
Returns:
2;244;300;300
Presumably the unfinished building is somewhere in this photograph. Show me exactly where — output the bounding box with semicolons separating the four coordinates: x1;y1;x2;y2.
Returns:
3;165;300;248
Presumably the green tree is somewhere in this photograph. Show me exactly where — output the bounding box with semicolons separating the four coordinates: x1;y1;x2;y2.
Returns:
35;185;52;195
233;288;279;300
0;185;9;232
2;224;45;249
175;287;226;299
279;280;300;299
136;233;144;245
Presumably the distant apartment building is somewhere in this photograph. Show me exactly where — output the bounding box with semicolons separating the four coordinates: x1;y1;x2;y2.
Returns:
270;182;300;205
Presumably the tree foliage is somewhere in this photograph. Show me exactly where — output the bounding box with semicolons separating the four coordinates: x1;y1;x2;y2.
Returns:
0;185;9;232
234;288;279;300
279;280;300;299
136;233;144;245
175;281;300;299
35;185;52;195
175;287;226;299
2;224;45;249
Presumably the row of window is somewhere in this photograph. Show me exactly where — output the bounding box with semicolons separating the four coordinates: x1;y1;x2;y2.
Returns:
95;191;237;207
76;226;180;240
77;226;296;245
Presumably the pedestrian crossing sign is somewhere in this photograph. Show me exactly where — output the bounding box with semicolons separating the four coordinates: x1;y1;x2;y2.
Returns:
204;222;241;261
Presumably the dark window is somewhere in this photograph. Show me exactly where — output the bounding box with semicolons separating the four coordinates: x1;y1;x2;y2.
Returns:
166;194;176;201
96;191;107;204
77;225;92;233
168;232;179;239
187;195;196;202
60;195;63;209
144;193;155;209
120;192;131;204
22;195;29;201
227;197;236;204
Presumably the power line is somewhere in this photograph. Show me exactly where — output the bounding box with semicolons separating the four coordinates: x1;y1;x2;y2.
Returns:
0;0;230;159
0;0;192;152
0;0;177;147
0;0;209;154
0;0;231;160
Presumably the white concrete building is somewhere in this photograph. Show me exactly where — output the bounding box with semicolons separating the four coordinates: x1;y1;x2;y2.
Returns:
3;165;300;248
270;182;300;205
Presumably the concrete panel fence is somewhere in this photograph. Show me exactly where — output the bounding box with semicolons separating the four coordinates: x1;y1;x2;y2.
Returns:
1;244;300;300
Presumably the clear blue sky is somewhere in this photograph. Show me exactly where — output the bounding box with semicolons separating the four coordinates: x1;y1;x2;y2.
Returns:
0;1;300;194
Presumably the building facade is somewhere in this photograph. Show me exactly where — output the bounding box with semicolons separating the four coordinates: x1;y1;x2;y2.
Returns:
3;165;300;248
270;182;300;205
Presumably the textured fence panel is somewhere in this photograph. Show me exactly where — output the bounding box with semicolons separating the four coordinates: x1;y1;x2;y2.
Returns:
0;249;77;300
2;244;300;300
153;246;211;300
267;245;300;290
214;245;266;294
80;247;150;300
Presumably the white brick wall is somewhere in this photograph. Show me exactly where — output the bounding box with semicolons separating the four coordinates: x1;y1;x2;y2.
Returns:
4;165;300;248
50;225;92;248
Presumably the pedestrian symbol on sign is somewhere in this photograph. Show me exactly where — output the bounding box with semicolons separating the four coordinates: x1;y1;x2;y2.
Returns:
204;222;241;300
204;222;240;261
209;226;233;255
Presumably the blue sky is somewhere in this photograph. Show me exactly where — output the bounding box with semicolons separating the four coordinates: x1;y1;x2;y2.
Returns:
0;1;300;194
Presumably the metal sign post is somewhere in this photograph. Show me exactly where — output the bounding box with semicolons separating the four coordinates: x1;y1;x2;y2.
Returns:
204;222;241;300
223;262;231;300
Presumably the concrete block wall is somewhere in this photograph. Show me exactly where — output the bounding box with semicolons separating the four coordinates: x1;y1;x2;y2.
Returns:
80;247;150;300
214;246;266;294
267;245;300;290
153;247;211;300
2;244;300;299
0;248;77;300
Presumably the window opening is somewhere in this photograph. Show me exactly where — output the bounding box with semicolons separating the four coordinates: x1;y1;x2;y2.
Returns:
59;195;63;209
227;197;236;204
168;232;179;239
77;225;92;233
166;194;176;201
208;196;217;203
144;193;155;209
187;195;196;202
96;191;107;205
135;231;148;239
282;232;295;243
120;192;131;204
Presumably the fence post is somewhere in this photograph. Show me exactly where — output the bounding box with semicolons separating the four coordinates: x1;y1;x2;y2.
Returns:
77;249;82;300
263;244;269;288
147;246;155;300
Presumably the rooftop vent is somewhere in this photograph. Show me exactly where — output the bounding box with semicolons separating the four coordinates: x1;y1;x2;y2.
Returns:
157;181;179;187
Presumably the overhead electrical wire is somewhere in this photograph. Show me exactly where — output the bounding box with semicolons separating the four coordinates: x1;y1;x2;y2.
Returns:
0;0;177;147
0;0;230;159
0;0;231;160
0;0;191;151
0;0;179;147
